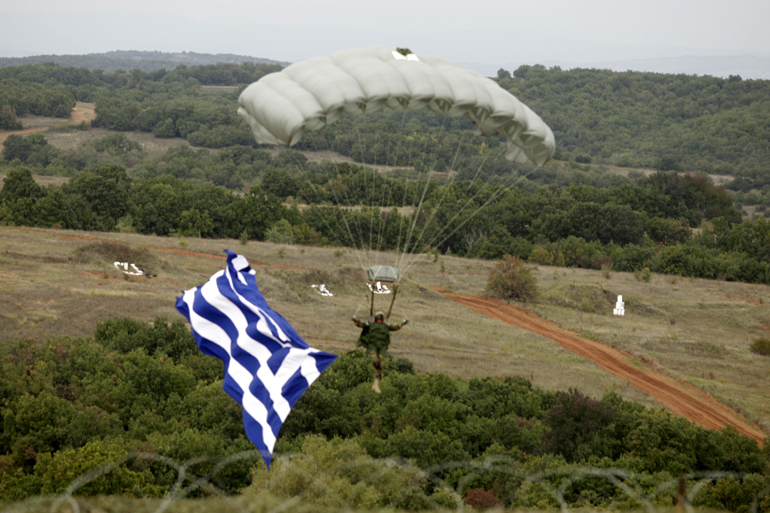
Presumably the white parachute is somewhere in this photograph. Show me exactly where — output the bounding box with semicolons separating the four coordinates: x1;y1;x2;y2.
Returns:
238;46;555;166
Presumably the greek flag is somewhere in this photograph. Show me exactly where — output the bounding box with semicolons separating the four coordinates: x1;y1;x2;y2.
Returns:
175;250;338;468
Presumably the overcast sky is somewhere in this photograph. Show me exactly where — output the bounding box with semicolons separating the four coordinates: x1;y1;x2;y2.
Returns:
2;0;769;77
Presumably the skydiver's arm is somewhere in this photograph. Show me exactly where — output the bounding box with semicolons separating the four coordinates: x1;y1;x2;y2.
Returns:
352;316;368;328
388;319;408;331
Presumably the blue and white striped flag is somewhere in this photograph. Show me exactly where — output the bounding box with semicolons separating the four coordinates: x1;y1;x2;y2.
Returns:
175;250;338;468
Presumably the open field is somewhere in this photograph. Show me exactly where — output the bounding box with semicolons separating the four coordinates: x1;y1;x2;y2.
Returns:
2;226;769;439
0;103;97;147
0;103;193;157
435;288;764;443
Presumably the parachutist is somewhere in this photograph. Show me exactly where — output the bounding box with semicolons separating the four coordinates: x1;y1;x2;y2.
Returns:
353;311;407;394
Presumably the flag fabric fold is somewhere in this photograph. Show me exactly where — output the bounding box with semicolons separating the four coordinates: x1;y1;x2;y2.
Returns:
175;250;338;468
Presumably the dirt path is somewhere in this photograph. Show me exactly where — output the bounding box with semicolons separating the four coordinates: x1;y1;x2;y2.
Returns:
0;127;51;146
0;103;96;148
69;103;96;124
434;287;766;445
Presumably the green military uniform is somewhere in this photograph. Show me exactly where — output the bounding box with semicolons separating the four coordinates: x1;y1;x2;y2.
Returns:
353;314;405;393
357;321;395;355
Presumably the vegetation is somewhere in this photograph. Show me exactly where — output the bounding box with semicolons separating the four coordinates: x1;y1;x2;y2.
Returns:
486;255;538;302
3;58;770;510
0;51;285;73
1;318;768;511
4;156;770;286
498;65;770;177
750;338;770;356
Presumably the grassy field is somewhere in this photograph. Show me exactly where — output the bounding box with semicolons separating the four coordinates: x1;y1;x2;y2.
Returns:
1;226;769;435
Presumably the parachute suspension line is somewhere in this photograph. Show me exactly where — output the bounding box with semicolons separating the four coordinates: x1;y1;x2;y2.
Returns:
386;284;399;319
354;113;381;273
463;152;491;193
397;129;505;276
396;167;434;275
399;185;508;276
400;163;528;277
393;113;451;274
394;132;443;275
299;127;369;273
376;118;412;274
373;112;411;274
396;127;473;273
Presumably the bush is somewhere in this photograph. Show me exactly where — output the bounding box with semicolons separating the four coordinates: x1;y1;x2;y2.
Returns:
634;267;652;282
749;338;770;356
528;245;553;265
464;487;503;509
244;435;426;510
265;219;295;244
541;389;616;462
486;255;538;302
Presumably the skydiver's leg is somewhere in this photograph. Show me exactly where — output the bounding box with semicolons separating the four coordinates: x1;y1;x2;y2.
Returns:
371;352;383;394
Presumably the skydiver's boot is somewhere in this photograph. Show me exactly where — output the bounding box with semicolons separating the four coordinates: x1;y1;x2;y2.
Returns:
372;353;383;394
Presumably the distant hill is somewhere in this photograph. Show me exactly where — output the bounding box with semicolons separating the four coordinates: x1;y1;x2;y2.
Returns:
0;50;289;73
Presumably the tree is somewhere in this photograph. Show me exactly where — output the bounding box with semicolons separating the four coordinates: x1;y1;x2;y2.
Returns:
65;165;130;230
0;104;21;130
541;389;617;462
2;135;33;162
0;167;43;203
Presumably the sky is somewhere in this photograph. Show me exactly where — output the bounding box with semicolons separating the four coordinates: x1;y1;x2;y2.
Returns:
2;0;769;78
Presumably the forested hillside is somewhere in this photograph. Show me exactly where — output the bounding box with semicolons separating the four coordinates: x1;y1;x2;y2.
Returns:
497;66;770;178
0;50;287;73
2;62;770;284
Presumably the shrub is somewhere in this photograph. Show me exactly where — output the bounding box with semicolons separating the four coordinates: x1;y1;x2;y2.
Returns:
245;435;426;510
750;338;770;356
541;389;616;462
266;219;295;244
634;267;652;282
528;245;553;265
464;487;503;509
486;255;538;302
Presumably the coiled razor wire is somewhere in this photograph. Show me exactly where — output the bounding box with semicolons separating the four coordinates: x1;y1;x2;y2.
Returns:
3;451;770;513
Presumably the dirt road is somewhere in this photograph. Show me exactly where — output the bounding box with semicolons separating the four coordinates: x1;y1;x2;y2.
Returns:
0;103;96;148
434;287;766;445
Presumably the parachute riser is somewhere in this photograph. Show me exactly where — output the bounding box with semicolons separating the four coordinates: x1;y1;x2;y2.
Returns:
370;286;375;317
386;284;399;320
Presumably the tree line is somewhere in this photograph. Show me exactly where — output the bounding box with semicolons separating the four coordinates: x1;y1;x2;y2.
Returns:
2;62;769;182
5;158;770;285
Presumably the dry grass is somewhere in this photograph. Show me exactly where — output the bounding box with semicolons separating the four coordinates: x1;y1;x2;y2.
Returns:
1;226;769;434
43;127;194;157
0;172;69;189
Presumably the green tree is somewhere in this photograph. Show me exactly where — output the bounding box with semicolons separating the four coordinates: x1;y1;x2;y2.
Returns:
541;389;617;462
1;135;33;162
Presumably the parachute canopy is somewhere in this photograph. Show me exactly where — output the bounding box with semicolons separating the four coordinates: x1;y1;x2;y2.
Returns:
367;265;400;283
238;46;555;166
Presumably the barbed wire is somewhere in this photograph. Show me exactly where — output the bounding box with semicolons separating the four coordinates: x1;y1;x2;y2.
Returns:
3;451;770;513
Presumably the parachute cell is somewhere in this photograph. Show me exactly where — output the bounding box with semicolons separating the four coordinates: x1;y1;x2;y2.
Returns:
238;46;556;166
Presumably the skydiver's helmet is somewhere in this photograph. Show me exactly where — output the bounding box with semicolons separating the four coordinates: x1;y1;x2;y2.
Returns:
374;311;385;321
